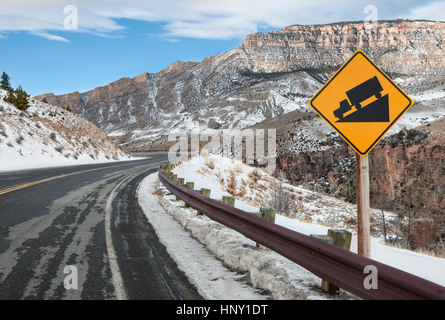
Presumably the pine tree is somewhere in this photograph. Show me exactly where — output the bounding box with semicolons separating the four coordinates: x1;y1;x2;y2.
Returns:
0;72;12;91
14;86;30;111
3;85;30;111
3;89;15;104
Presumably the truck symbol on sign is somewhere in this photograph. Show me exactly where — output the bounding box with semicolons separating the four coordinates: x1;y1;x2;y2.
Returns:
333;76;383;120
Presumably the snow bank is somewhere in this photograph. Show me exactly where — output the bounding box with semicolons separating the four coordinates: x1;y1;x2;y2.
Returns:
138;173;269;300
138;172;354;300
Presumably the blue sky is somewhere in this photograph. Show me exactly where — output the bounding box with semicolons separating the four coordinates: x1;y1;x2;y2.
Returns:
0;0;443;97
0;19;244;96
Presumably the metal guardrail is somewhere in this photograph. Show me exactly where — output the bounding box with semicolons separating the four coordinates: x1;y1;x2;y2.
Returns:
159;169;445;300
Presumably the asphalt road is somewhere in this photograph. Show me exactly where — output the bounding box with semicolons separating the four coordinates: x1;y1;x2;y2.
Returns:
0;153;202;300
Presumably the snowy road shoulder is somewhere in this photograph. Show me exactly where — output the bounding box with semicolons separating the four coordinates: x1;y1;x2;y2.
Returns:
137;173;268;300
137;172;356;300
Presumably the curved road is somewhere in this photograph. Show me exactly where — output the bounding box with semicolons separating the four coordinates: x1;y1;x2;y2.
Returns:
0;153;202;300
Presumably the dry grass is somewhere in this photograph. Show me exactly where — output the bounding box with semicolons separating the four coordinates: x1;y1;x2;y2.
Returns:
248;168;262;182
227;171;237;190
383;240;445;258
152;188;165;196
225;172;237;196
233;163;244;174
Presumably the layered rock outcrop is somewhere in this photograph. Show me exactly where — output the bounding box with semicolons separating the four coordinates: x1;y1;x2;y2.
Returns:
275;121;445;251
242;21;445;75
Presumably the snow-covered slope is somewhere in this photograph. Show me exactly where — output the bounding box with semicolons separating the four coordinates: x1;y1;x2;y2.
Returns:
0;89;132;172
169;153;395;235
138;154;445;299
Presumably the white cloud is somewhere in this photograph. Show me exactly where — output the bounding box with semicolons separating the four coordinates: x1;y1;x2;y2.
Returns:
404;1;445;22
0;0;442;41
164;16;258;40
31;31;70;42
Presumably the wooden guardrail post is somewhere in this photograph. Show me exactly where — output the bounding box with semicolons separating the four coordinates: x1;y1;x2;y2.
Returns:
311;229;352;295
176;178;185;200
222;196;235;206
310;234;337;294
328;229;352;251
310;234;334;244
184;182;194;208
260;208;276;224
197;188;211;216
255;208;277;248
201;188;211;197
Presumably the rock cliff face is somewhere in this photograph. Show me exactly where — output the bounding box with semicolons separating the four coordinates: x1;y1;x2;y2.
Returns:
38;72;161;133
242;21;445;75
36;20;445;150
275;118;445;251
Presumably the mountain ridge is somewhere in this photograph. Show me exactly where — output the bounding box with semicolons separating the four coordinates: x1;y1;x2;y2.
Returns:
35;20;445;150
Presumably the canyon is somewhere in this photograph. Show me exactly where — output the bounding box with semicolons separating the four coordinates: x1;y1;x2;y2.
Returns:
35;20;445;251
36;20;445;149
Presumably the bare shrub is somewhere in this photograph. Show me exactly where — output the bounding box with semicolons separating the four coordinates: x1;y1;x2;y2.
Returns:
248;168;262;183
15;134;24;145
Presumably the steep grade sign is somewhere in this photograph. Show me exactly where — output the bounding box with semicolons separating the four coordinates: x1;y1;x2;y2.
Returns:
308;49;414;157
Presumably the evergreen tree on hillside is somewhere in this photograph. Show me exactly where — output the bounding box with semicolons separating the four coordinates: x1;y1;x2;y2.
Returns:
3;85;30;111
0;72;12;91
3;89;15;104
14;86;30;111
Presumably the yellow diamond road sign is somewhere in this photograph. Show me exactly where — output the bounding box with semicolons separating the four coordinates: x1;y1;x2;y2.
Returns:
308;49;414;157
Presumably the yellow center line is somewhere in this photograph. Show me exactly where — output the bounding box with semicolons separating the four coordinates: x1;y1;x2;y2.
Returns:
0;161;146;196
